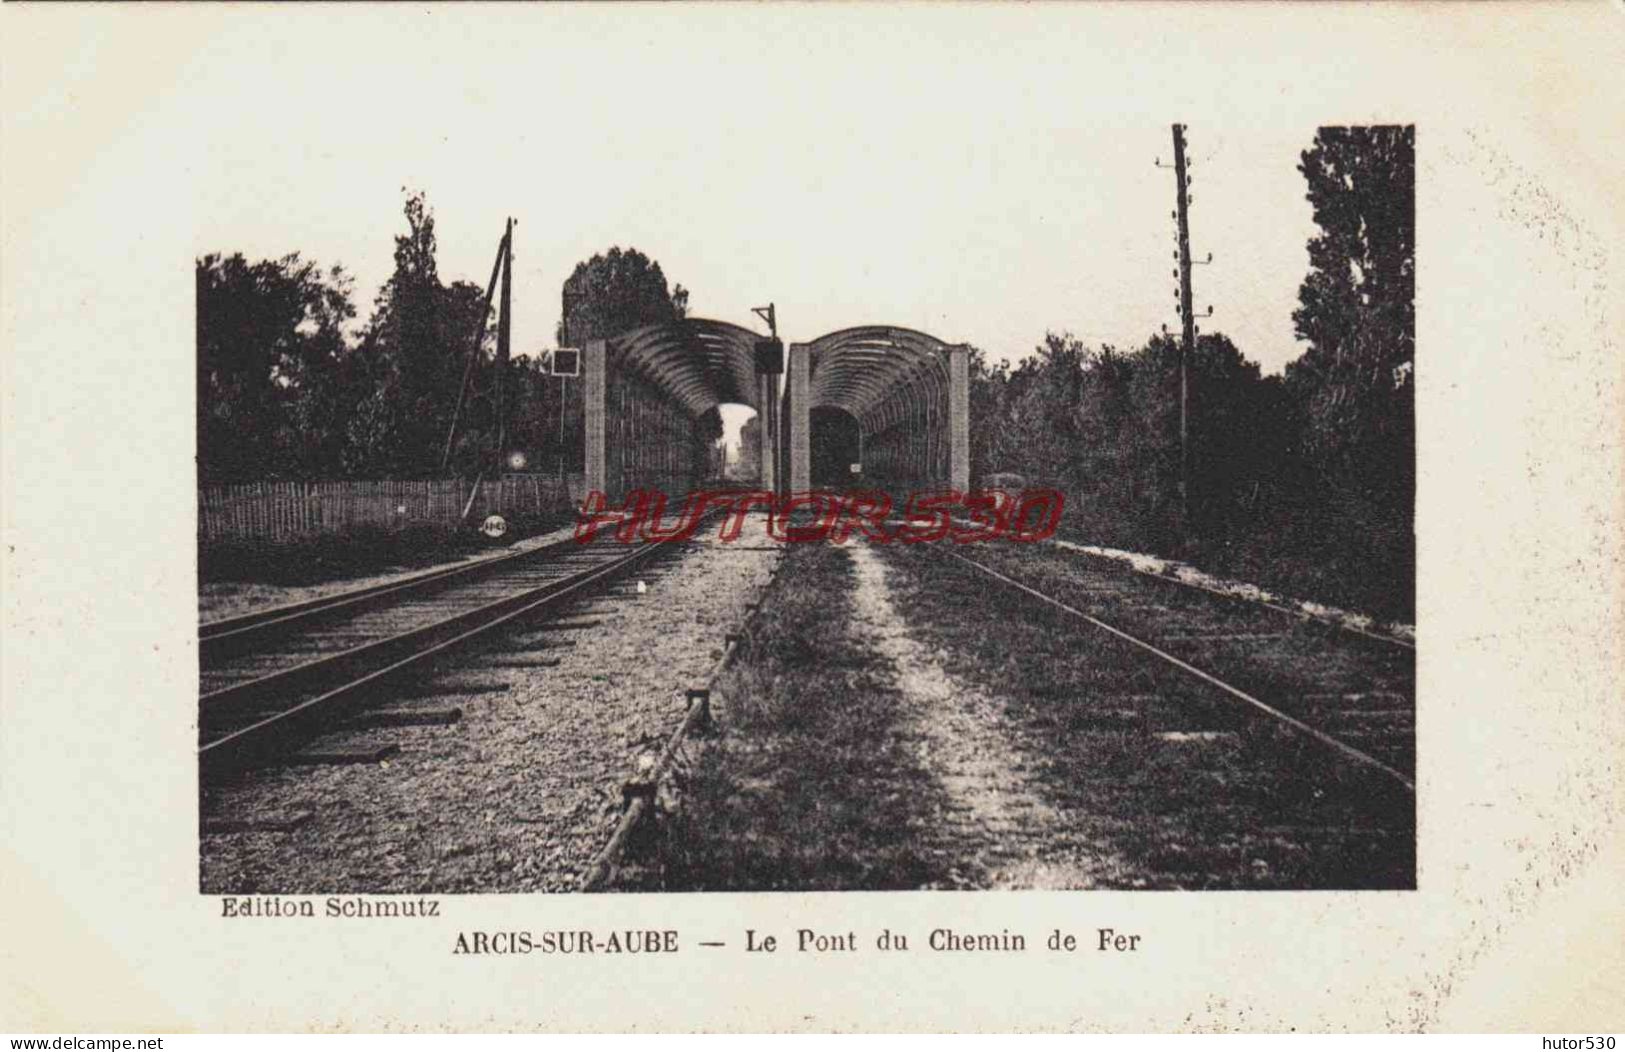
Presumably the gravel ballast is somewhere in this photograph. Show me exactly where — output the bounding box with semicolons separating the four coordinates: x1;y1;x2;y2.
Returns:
199;515;783;894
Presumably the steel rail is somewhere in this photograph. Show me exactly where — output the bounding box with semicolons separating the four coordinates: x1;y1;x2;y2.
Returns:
201;562;590;721
938;547;1415;793
938;514;1415;652
198;535;684;779
1055;542;1416;652
199;532;589;659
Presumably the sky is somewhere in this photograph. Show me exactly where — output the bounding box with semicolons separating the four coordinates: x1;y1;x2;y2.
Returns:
181;6;1334;424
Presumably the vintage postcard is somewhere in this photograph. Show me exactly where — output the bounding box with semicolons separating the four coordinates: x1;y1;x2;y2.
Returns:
2;1;1621;1034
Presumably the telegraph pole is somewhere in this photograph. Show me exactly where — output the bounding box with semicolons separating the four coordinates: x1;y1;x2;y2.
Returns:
752;303;782;492
752;303;777;339
495;216;513;468
441;220;511;474
1172;126;1194;539
1161;124;1211;544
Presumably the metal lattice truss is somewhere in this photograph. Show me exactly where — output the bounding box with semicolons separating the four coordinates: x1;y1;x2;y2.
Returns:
606;318;764;417
598;319;959;487
805;326;953;434
605;321;955;429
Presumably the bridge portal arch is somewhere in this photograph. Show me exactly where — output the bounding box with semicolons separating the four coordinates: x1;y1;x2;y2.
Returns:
584;318;781;498
579;320;969;501
785;327;969;494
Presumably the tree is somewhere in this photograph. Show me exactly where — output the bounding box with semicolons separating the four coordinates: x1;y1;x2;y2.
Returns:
1288;125;1415;487
558;247;687;344
977;332;1086;488
351;191;496;477
195;252;355;483
965;325;1288;552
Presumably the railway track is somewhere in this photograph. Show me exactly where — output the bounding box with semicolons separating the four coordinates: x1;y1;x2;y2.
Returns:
940;512;1413;651
199;510;787;892
1052;541;1415;652
198;531;693;781
199;534;586;661
931;545;1416;795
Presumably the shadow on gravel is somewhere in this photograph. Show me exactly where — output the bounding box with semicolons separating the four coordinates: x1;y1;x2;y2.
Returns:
653;542;980;891
875;541;1413;891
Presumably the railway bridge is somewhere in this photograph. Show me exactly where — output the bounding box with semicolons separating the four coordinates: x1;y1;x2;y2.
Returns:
580;320;970;499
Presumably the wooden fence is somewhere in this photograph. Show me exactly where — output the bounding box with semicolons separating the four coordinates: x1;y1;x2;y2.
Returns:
199;474;586;545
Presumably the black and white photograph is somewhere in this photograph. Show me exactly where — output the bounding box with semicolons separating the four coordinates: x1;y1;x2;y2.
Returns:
4;0;1621;1035
191;100;1418;893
